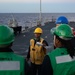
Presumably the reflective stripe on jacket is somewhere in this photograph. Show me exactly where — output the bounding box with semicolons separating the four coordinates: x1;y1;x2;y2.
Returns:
48;48;75;75
0;52;25;75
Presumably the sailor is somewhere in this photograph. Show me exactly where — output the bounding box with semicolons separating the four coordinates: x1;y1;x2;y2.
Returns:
71;27;75;36
55;16;75;36
26;27;48;75
51;16;75;48
55;16;68;26
41;24;75;75
0;25;30;75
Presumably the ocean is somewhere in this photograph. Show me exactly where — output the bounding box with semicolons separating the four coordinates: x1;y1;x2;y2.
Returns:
0;13;75;27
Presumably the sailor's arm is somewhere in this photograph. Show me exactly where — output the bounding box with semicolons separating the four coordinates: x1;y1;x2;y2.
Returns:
43;40;48;46
42;40;48;54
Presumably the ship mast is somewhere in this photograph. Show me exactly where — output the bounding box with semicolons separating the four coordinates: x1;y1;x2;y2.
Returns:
37;0;42;26
40;0;42;23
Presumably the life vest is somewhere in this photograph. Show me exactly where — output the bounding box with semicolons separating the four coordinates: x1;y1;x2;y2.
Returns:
48;48;75;75
30;38;46;65
0;52;25;75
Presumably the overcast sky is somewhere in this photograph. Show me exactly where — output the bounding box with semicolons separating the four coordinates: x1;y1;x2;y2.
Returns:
0;0;75;13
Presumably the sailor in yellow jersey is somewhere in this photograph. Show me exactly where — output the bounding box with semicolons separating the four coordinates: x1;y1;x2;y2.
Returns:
26;27;48;75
